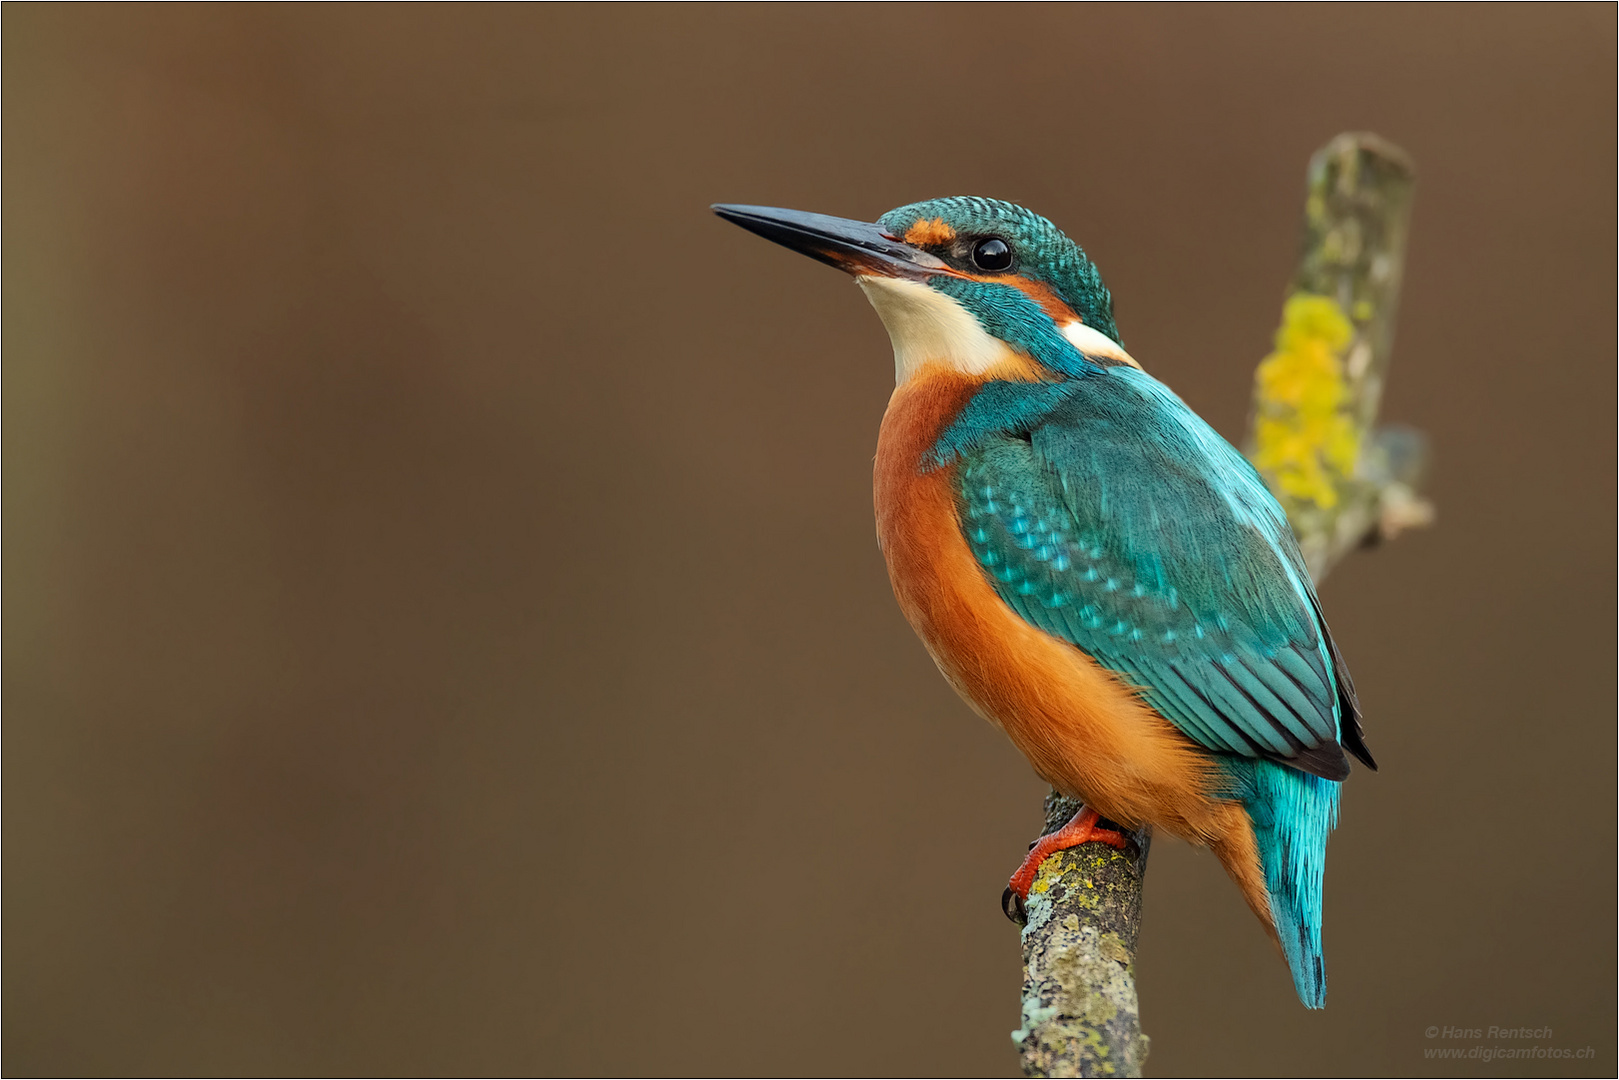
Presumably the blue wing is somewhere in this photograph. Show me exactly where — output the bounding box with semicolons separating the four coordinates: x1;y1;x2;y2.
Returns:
948;367;1370;779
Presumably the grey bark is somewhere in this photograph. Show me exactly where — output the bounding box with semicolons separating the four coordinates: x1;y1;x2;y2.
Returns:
1013;793;1151;1078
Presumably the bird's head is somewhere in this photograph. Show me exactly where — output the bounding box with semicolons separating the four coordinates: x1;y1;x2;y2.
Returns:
714;196;1135;383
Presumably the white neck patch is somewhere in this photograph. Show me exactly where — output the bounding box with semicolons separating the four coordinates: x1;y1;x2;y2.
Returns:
856;276;1012;384
1060;321;1139;369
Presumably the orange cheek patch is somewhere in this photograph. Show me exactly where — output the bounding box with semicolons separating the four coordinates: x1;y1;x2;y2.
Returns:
903;217;957;246
1008;276;1082;324
946;269;1083;325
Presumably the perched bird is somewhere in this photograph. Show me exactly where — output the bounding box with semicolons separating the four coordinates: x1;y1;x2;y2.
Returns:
713;197;1375;1008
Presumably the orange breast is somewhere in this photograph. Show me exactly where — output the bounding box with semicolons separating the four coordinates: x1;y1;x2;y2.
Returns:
873;367;1243;843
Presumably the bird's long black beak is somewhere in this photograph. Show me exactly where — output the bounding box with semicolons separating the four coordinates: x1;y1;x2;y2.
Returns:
711;204;948;280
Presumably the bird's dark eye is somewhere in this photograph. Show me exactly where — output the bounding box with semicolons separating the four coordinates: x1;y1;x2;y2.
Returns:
971;237;1013;272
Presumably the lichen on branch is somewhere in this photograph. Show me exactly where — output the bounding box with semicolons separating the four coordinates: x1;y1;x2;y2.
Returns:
1014;793;1150;1078
1245;131;1433;581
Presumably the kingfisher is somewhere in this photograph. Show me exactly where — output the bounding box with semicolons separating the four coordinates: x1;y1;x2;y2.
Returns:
712;197;1375;1008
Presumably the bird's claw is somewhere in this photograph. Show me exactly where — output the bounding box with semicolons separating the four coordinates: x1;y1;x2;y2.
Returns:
1002;885;1027;926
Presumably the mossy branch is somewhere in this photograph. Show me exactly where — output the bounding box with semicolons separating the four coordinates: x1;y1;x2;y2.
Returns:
1013;133;1431;1078
1014;793;1151;1078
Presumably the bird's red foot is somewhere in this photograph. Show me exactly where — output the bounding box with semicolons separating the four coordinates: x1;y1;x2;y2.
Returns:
1006;806;1129;905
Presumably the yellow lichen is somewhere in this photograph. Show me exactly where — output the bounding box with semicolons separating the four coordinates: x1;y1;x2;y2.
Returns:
1252;292;1361;509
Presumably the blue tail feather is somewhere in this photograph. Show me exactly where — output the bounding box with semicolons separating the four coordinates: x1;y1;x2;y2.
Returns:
1245;760;1340;1008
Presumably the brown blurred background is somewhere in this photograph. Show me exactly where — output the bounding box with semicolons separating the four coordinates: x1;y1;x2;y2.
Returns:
5;6;1614;1076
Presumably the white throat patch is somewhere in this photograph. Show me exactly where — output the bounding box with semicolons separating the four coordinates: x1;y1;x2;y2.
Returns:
856;277;1012;384
856;276;1140;381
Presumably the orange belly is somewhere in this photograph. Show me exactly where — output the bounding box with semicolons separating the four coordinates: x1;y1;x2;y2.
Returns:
872;367;1263;883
